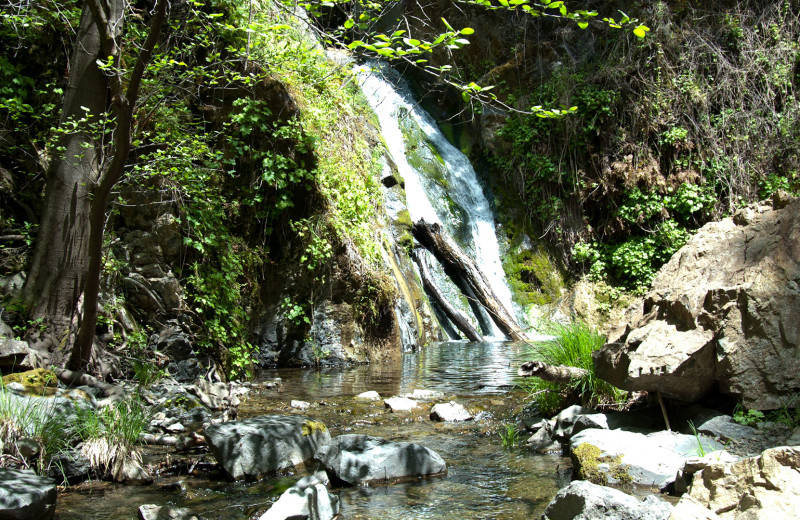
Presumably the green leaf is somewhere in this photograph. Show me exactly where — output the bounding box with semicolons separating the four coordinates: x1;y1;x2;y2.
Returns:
460;27;475;35
633;25;650;38
344;19;354;29
578;21;589;29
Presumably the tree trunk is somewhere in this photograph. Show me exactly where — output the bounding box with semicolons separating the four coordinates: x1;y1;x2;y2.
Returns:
517;360;589;383
22;4;111;365
412;220;525;341
412;248;483;342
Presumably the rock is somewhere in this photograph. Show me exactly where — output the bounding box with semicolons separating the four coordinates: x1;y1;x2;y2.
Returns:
674;407;758;443
430;401;472;422
543;480;672;520
49;450;92;485
673;451;738;495
570;429;725;488
0;272;25;298
681;446;800;519
314;434;447;485
552;405;596;440
138;504;201;520
595;199;800;410
405;389;443;400
259;471;338;520
384;396;418;412
187;379;230;411
669;495;721;520
526;427;561;454
355;391;380;401
0;468;57;520
571;414;611;436
291;400;311;410
0;339;42;371
0;316;13;339
153;324;194;361
204;415;331;480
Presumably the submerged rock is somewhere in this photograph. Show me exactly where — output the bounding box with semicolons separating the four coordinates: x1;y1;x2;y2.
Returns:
204;415;331;480
259;471;338;520
543;480;672;520
0;468;57;520
314;434;447;485
595;197;800;410
138;504;201;520
355;391;380;401
430;401;472;422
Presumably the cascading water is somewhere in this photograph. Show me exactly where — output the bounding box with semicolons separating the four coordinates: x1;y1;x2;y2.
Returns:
357;63;516;338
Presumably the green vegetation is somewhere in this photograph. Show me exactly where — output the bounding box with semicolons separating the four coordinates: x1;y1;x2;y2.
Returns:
519;321;626;415
733;396;800;428
499;423;522;449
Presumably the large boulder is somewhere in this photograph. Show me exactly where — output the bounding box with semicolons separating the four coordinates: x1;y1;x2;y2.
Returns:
204;415;331;480
0;339;42;371
0;468;57;520
595;197;800;409
569;429;724;488
314;434;447;485
543;480;672;520
676;446;800;519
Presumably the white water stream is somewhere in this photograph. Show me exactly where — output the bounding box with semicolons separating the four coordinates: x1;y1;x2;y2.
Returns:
356;63;515;336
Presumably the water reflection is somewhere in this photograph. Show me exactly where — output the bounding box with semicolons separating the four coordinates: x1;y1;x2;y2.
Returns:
255;341;535;400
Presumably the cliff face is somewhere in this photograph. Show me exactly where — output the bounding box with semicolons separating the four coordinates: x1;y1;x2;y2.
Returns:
595;193;800;410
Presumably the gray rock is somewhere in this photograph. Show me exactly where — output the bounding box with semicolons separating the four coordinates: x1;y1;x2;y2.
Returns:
595;198;800;410
526;427;561;454
384;396;418;412
570;429;725;488
138;504;201;520
0;316;12;339
153;324;194;361
430;401;472;422
49;450;92;485
315;434;447;485
0;339;42;371
259;471;338;520
187;379;230;411
0;273;25;298
676;408;758;443
543;480;672;520
355;391;380;401
673;451;738;495
0;468;57;520
551;405;601;440
571;414;610;436
291;400;311;410
204;415;331;480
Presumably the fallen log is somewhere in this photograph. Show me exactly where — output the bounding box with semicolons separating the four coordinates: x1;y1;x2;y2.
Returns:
412;248;483;342
517;361;589;384
54;367;126;400
413;220;524;341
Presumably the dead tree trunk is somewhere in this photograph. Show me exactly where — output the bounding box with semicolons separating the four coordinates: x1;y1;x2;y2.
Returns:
412;220;525;341
517;361;589;384
412;248;483;342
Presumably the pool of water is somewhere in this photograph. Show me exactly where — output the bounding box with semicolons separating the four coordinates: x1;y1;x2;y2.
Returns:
57;341;570;520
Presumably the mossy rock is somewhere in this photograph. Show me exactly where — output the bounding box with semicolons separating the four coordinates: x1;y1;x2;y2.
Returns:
301;420;328;436
2;368;58;395
571;442;632;486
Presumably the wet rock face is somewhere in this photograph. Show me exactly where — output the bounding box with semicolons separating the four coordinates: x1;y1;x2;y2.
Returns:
595;196;800;409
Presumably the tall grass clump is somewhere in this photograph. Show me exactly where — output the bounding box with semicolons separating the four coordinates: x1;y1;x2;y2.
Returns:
520;321;626;415
72;396;149;481
0;382;69;473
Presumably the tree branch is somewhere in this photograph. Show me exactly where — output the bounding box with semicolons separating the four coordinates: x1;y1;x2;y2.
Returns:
517;360;589;384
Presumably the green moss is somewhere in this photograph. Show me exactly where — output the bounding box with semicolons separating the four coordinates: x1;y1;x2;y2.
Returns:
571;442;631;486
301;420;328;436
2;368;58;396
502;247;563;306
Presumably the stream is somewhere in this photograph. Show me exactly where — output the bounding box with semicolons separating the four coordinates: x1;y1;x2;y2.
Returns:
57;341;570;519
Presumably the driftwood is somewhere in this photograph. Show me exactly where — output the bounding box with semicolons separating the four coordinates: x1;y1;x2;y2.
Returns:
517;361;589;384
54;367;126;399
413;220;525;341
412;248;483;342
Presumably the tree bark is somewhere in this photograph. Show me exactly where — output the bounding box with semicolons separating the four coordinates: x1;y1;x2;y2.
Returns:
412;220;525;341
517;360;589;383
412;248;483;342
22;3;113;364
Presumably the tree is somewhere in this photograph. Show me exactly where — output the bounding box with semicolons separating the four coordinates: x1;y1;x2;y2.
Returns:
22;0;166;371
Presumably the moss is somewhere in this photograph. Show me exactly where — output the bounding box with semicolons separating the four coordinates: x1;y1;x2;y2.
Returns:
301;420;328;436
2;368;58;395
571;442;632;486
503;246;564;306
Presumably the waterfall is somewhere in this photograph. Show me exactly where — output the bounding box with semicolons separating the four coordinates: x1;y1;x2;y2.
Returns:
357;63;516;338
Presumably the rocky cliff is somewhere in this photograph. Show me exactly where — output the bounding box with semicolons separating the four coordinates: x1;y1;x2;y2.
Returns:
595;193;800;410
